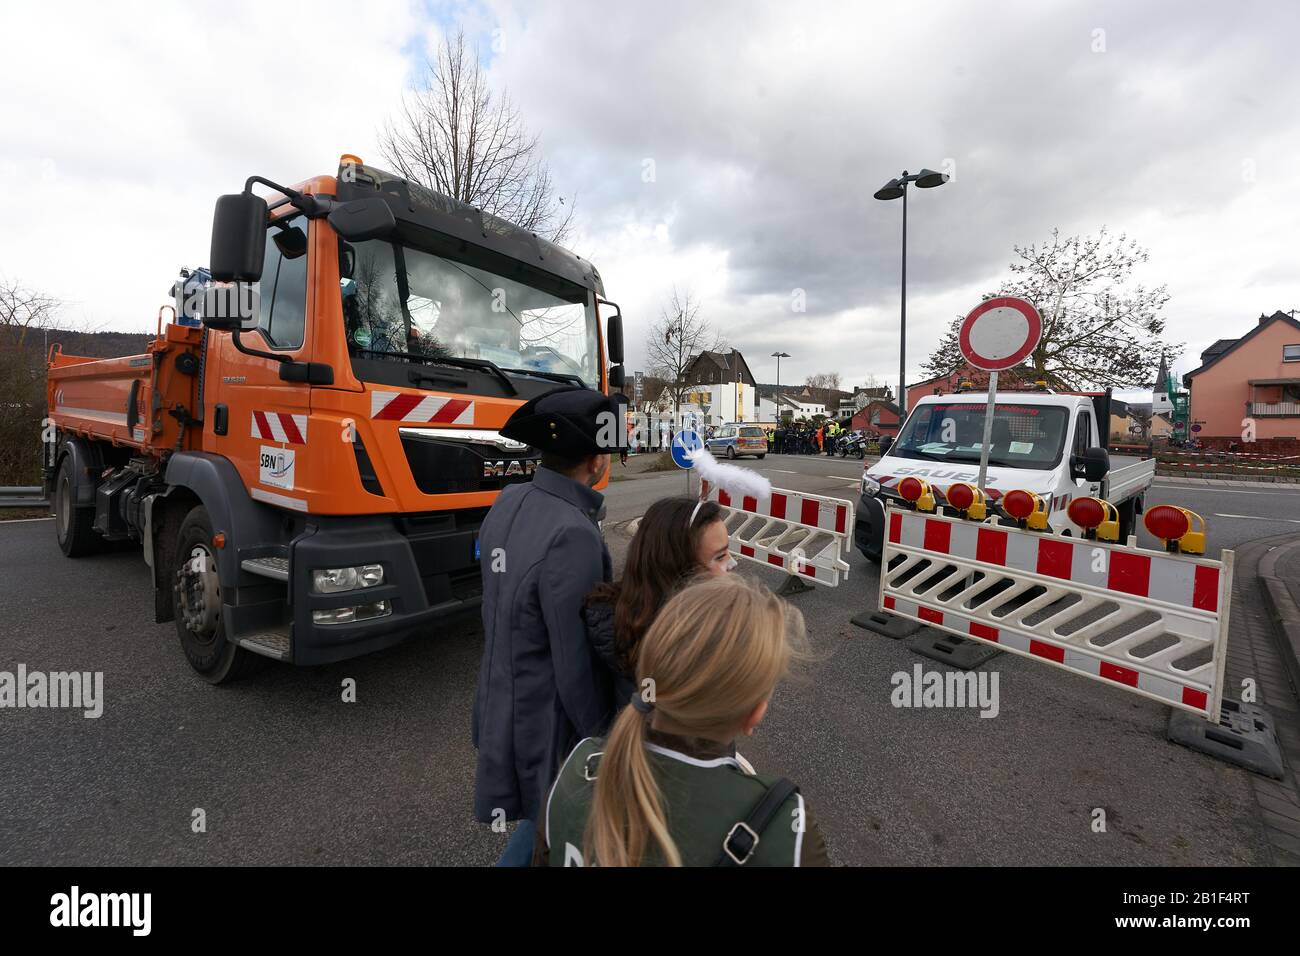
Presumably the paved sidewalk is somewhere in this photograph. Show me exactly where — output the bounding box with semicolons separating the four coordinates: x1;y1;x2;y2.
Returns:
1225;532;1300;864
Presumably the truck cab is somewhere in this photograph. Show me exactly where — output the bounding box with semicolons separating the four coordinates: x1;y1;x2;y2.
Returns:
855;389;1155;562
46;157;627;681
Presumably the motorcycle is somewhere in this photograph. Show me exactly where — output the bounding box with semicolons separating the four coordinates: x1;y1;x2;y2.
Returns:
838;433;867;459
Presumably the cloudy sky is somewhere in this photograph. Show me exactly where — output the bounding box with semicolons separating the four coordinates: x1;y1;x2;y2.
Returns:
4;0;1298;397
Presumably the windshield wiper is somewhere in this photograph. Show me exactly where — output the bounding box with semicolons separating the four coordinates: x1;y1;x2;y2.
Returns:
500;367;586;387
352;349;517;396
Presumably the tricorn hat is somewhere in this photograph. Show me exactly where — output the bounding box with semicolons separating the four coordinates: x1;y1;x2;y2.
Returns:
501;385;629;457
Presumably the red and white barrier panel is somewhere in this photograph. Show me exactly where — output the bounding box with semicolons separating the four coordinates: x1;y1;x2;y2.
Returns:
879;505;1232;718
699;482;854;586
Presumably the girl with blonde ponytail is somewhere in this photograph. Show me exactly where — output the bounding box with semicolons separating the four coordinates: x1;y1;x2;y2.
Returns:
540;575;828;867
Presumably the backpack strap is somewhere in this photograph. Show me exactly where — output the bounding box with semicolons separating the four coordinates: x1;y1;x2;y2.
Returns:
715;778;800;866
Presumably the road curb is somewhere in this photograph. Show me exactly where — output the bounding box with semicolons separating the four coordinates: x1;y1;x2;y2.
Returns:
1259;537;1300;704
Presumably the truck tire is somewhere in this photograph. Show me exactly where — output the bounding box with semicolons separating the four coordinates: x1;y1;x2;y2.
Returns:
53;455;101;557
1118;499;1137;542
171;505;260;684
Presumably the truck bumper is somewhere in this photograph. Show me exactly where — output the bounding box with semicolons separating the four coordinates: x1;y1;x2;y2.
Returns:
855;492;885;561
288;512;484;666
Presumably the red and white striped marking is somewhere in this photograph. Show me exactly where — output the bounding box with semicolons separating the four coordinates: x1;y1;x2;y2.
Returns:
370;391;475;425
251;411;307;445
880;505;1232;719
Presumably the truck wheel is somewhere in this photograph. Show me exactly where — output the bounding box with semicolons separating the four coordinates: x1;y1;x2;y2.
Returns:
172;506;259;684
54;455;101;557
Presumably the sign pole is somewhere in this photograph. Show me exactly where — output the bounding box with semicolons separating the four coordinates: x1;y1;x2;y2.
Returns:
976;370;998;493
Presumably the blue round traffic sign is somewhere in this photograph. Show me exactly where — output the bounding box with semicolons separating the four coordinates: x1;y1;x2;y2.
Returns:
671;429;703;468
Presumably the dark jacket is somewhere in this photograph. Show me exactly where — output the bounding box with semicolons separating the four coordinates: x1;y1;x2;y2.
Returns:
472;466;614;823
582;595;637;707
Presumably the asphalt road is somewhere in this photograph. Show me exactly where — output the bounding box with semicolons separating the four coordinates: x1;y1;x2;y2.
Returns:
2;456;1297;865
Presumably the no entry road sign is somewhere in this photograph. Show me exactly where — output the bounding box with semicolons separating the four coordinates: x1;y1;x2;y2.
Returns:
959;296;1042;372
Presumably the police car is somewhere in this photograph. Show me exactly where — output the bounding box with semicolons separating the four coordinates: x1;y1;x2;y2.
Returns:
706;423;768;459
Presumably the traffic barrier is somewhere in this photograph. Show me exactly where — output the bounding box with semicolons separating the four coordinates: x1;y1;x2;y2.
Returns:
700;481;854;586
879;503;1232;719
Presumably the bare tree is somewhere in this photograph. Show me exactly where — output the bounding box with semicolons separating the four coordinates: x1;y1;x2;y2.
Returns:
0;278;61;484
645;288;722;416
378;30;574;243
922;228;1179;390
0;277;60;351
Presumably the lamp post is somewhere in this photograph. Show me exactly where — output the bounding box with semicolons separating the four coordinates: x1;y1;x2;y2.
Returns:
874;168;949;416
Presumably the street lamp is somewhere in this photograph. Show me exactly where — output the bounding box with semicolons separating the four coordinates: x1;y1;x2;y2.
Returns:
771;351;790;388
874;167;949;416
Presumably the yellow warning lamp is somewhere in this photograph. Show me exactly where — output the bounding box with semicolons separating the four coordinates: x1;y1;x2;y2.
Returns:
1066;496;1120;542
897;476;936;513
1034;379;1050;391
945;482;987;521
339;153;365;168
1001;489;1050;531
1143;505;1206;555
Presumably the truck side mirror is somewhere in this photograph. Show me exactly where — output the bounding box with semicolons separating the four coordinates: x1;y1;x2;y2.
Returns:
327;198;396;241
1074;446;1110;482
879;435;894;455
605;309;625;365
210;192;268;282
608;365;626;389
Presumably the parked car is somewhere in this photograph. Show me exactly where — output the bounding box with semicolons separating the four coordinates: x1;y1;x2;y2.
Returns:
706;423;768;459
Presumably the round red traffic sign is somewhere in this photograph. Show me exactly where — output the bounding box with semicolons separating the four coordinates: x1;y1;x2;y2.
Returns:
958;296;1042;371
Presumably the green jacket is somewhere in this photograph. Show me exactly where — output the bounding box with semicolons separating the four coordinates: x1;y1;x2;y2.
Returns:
541;731;829;866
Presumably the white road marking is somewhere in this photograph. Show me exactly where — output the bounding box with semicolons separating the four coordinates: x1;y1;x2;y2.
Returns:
0;517;54;524
1153;483;1300;495
1214;513;1300;523
772;469;799;474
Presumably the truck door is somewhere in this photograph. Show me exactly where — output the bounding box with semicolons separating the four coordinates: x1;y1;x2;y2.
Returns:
205;213;314;511
1072;408;1101;498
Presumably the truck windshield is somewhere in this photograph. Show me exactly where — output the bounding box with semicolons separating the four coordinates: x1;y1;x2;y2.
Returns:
339;237;599;389
893;402;1069;470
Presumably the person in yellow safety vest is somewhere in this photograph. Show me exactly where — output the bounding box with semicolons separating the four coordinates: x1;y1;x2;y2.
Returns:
765;427;775;450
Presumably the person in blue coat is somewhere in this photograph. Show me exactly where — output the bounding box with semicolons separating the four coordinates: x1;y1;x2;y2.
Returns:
472;385;627;866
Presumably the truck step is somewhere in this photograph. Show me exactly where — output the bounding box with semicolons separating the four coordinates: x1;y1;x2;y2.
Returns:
237;627;291;661
241;556;289;582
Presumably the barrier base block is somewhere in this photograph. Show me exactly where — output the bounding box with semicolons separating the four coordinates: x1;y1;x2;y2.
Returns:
851;610;922;639
1167;700;1285;779
776;574;815;597
908;629;1003;670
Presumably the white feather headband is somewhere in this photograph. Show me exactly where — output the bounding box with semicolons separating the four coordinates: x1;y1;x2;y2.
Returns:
685;446;772;527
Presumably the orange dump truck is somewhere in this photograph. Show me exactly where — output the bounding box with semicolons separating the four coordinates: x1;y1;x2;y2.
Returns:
45;157;626;682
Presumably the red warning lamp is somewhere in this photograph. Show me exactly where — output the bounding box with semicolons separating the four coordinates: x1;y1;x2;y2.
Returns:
1002;489;1037;521
946;482;974;511
896;476;936;512
1067;497;1106;530
1144;505;1190;542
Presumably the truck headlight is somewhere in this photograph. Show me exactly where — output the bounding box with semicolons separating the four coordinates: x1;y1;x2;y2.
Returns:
312;600;392;625
312;564;384;593
862;475;880;496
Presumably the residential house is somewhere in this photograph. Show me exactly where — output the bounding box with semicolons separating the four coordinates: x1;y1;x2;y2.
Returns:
666;349;761;425
1184;310;1300;441
850;399;901;437
906;362;1036;411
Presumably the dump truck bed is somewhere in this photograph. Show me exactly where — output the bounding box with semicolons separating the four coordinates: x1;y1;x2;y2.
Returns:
1104;455;1156;504
47;322;205;457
